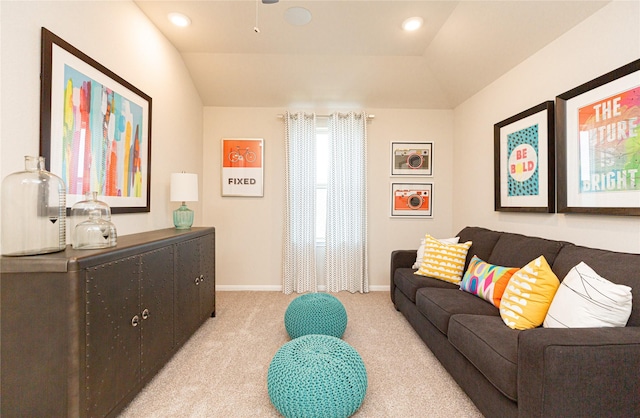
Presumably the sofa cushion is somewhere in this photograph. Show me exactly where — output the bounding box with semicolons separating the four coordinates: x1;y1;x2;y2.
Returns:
552;243;640;327
394;268;458;303
415;236;472;285
460;255;519;307
456;226;503;271
500;256;560;330
415;288;499;335
544;261;632;328
448;314;519;402
413;236;460;269
487;232;567;268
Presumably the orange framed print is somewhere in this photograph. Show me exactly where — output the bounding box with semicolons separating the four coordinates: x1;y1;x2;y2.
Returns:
391;182;433;217
221;138;264;197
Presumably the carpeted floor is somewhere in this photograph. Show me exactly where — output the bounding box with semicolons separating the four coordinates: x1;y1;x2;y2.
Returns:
119;291;482;417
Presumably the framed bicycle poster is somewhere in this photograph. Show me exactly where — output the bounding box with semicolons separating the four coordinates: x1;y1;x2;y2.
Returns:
221;138;264;197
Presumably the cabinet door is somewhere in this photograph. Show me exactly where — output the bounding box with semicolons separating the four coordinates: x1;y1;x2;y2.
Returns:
174;238;201;346
198;232;216;320
140;246;174;377
85;257;141;418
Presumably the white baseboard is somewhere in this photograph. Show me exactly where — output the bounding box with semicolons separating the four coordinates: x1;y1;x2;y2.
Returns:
216;285;390;292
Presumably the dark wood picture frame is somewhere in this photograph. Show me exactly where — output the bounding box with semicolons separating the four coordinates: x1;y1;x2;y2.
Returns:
40;27;152;214
494;101;555;213
556;59;640;216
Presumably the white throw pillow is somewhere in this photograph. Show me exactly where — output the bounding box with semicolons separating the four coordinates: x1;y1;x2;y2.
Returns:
543;262;633;328
412;236;460;269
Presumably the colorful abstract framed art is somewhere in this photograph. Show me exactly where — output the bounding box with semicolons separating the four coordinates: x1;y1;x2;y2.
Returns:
556;59;640;215
40;28;152;213
494;101;555;213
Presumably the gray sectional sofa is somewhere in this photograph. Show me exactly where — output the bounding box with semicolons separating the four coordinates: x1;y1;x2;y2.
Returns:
390;226;640;417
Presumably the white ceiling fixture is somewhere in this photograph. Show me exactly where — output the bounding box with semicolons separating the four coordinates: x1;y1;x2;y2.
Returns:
402;16;424;31
168;12;191;27
284;7;312;26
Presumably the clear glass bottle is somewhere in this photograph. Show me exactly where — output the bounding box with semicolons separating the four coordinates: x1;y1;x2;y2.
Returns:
1;156;67;256
73;209;117;250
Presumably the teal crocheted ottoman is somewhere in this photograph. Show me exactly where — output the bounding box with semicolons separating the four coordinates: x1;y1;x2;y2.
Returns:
284;293;347;339
267;334;368;418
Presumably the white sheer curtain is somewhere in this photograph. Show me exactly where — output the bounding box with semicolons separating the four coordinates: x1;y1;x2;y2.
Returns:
282;112;317;294
325;112;369;293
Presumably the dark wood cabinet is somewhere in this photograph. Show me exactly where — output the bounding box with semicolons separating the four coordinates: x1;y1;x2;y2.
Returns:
1;227;215;418
174;233;216;346
139;247;175;377
197;233;216;322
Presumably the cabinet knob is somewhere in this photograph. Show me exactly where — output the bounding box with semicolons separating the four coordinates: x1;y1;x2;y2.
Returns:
195;276;200;285
131;315;140;327
200;274;205;282
142;309;150;320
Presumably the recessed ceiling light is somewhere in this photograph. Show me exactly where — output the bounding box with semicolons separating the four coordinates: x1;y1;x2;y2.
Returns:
402;16;423;32
284;7;312;26
168;12;192;28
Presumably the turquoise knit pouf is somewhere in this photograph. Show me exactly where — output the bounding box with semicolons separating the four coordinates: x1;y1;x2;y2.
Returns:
267;334;368;418
284;293;347;339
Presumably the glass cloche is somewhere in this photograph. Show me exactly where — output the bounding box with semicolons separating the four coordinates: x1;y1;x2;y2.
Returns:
73;209;117;250
70;192;117;249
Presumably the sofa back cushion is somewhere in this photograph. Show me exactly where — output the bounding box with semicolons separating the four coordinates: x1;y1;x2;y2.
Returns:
552;244;640;327
456;227;502;271
488;232;567;268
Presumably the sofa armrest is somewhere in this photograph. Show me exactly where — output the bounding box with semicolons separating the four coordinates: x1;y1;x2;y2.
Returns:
390;250;417;306
518;326;640;418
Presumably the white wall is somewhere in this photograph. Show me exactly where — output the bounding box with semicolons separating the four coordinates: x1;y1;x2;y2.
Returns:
3;0;637;288
453;1;640;253
0;1;203;251
203;107;454;289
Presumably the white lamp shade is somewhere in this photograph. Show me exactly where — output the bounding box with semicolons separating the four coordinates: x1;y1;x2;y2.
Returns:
170;173;199;202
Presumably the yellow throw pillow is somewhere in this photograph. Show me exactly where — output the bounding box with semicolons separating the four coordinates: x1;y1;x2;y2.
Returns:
415;235;472;285
500;255;560;330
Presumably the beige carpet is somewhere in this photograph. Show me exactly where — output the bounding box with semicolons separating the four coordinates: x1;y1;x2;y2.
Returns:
119;291;482;417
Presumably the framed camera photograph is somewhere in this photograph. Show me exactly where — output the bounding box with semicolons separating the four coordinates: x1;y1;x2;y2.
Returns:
391;141;433;176
391;182;433;217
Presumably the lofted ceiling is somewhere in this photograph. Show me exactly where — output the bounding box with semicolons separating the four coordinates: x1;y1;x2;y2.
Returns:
134;0;609;109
